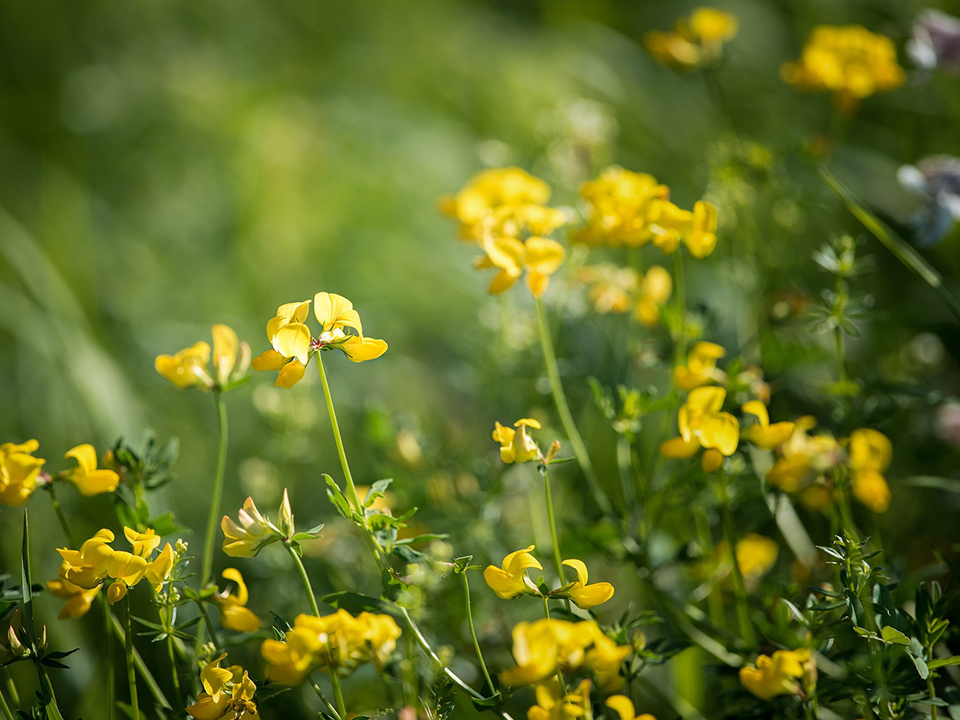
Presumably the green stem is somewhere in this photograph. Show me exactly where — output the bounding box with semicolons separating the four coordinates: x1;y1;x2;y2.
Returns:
1;672;18;712
461;572;495;694
311;680;341;720
541;466;565;587
836;477;861;543
124;597;140;720
285;541;321;616
329;670;348;720
541;597;568;696
834;325;847;387
201;391;229;586
0;682;13;720
693;505;726;631
47;485;76;547
533;297;612;517
673;250;687;363
166;633;183;712
105;595;115;720
717;478;756;649
195;601;222;652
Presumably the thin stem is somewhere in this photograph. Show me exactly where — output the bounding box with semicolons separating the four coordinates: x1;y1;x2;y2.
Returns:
673;251;687;363
105;595;115;720
834;325;847;387
47;485;76;547
461;572;495;694
201;391;229;586
195;601;222;652
166;634;183;712
534;296;612;517
541;466;565;587
693;505;726;631
329;671;348;720
317;355;362;512
311;680;341;720
541;597;568;696
124;597;140;720
0;682;13;720
717;477;756;649
285;542;321;616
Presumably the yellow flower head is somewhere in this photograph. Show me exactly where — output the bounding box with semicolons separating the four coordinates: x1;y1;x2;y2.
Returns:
606;695;657;720
476;235;566;298
739;648;816;700
483;545;542;599
45;567;101;620
63;444;120;497
215;568;261;633
221;497;283;558
781;25;905;114
527;679;592;720
252;293;387;388
848;428;892;513
710;534;779;593
644;7;738;71
493;418;543;464
674;341;726;391
187;654;258;720
740;402;796;450
575;167;670;248
560;559;614;609
155;325;250;392
766;417;842;498
440;167;552;241
0;439;45;507
660;386;739;466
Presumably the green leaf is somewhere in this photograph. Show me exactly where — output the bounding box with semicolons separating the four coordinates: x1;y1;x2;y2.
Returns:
901;476;960;494
881;626;911;645
928;656;960;669
324;474;352;519
320;591;385;613
149;512;187;536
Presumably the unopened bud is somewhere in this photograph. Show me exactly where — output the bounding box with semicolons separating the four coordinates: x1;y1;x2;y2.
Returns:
277;488;295;537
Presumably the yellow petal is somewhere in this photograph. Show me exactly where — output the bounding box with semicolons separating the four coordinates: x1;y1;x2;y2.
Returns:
218;603;261;633
523;237;565;275
852;470;891;513
741;401;770;428
659;436;700;459
107;580;127;605
340;335;388;363
273;323;311;364
146;544;174;591
503;546;542;575
64;444;98;475
569;581;614;609
252;349;285;372
697;412;739;456
222;568;249;605
313;292;361;334
483;566;526;599
276;359;306;389
71;469;120;497
605;695;636;720
561;558;589;586
211;324;239;386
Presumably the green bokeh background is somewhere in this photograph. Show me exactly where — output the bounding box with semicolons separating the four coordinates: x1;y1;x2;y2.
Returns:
2;0;960;717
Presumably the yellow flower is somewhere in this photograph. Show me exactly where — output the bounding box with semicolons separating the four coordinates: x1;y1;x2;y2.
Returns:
440;167;552;241
575;167;670;248
848;428;892;513
214;569;261;633
781;25;905;114
739;648;816;700
45;567;101;620
674;342;726;391
221;497;283;558
493;419;542;464
62;444;120;496
527;679;592;720
740;402;796;450
145;543;175;592
660;386;739;464
766;417;842;502
483;545;542;599
579;265;639;314
710;534;779;593
560;559;614;609
0;439;45;507
261;610;401;684
606;695;657;720
685;201;718;259
476;235;565;298
124;527;161;558
156;325;250;391
187;654;258;720
634;266;672;326
644;7;738;71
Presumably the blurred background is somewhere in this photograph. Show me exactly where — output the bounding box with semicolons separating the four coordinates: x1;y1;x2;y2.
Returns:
2;0;960;717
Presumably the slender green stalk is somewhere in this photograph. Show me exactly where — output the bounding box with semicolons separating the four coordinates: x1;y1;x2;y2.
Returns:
166;634;183;712
693;506;726;630
541;466;565;586
201;391;229;586
461;572;495;694
541;597;568;696
820;166;960;324
717;478;756;649
124;597;140;720
836;479;861;543
285;542;321;616
311;680;341;720
317;355;362;512
47;485;76;547
194;601;222;653
834;325;847;387
533;297;612;517
2;671;18;711
329;670;348;720
0;682;13;720
928;677;938;720
673;251;687;363
105;595;115;720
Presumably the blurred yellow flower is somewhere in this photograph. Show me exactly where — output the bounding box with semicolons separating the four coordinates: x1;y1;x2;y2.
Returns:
781;25;905;114
848;428;892;513
739;648;816;700
560;559;614;609
214;568;261;633
660;386;740;462
711;534;779;592
45;567;101;620
63;444;120;497
156;324;250;391
578;264;672;325
674;342;726;391
440;167;552;241
766;417;841;503
575;167;670;247
606;695;657;720
527;679;592;720
483;545;542;599
221;497;283;558
635;265;673;326
262;609;401;684
493;419;542;464
187;653;258;720
0;439;45;507
740;402;796;450
644;7;738;71
476;235;565;298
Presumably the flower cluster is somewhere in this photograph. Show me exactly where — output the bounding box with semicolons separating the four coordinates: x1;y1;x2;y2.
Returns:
575;167;718;258
781;25;905;114
578;264;673;325
186;653;258;720
739;648;816;700
251;292;387;388
156;324;250;391
261;609;402;684
0;439;45;507
54;527;173;607
644;7;738;70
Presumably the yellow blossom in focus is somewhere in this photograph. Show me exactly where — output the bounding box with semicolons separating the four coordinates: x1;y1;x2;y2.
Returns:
674;342;726;391
606;695;657;720
527;679;592;720
483;545;542;599
739;648;816;700
740;402;796;450
644;7;738;71
187;653;258;720
781;25;905;115
214;569;261;633
493;419;542;464
0;439;45;507
63;444;119;497
155;324;250;391
660;386;740;463
440;167;552;241
848;428;892;513
560;559;614;609
221;497;283;558
45;567;101;620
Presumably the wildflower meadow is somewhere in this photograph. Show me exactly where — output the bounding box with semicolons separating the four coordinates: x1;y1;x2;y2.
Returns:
2;2;960;719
